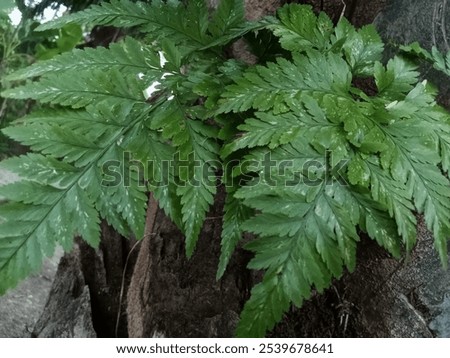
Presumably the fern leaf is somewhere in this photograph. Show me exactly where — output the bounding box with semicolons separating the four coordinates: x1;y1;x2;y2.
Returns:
0;153;79;186
332;18;383;76
237;177;361;272
0;103;163;262
349;155;417;250
374;57;420;100
125;123;183;229
352;190;402;257
3;104;137;167
401;43;450;77
36;0;257;51
0;203;53;294
0;178;101;294
370;81;450;264
208;0;245;38
222;95;350;158
425;106;450;174
221;112;302;157
2;68;146;109
36;0;159;31
235;273;292;337
216;186;252;279
269;4;334;53
236;141;360;269
37;0;212;50
176;120;218;257
177;166;216;257
5;37;161;82
268;5;383;76
218;51;352;114
235;179;402;337
3;123;103;168
232;124;407;336
235;188;343;337
430;47;450;76
149;99;219;255
96;145;148;239
381;123;450;265
15;104;130;139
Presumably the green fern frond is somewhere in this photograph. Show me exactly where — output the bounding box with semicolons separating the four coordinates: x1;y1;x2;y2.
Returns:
147;97;219;255
2;68;146;109
332;18;383;76
268;5;383;76
216;185;252;280
382;123;450;265
221;95;350;159
374;57;420;100
0;153;79;186
5;37;161;82
233;146;403;336
0;177;100;294
235;267;305;337
348;155;417;250
36;0;212;50
235;141;365;267
218;51;352;114
208;0;245;38
401;43;450;77
214;6;450;336
369;82;450;265
268;4;334;52
125;126;183;228
429;47;450;76
1;104;153;238
177;166;216;257
3;104;139;167
235;179;363;337
36;0;255;51
36;0;161;32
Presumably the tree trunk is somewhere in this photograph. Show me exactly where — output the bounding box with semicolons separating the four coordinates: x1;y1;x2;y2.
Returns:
127;190;253;337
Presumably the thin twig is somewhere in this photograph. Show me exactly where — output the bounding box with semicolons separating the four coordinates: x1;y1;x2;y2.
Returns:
204;215;223;221
340;0;347;21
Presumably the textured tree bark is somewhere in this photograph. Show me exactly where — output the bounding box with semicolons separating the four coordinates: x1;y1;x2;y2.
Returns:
32;223;138;338
127;190;253;337
31;246;97;338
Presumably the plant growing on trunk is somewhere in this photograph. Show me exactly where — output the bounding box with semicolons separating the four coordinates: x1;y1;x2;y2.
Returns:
1;0;450;337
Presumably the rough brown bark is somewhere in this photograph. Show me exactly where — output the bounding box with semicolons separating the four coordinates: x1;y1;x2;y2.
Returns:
127;189;252;337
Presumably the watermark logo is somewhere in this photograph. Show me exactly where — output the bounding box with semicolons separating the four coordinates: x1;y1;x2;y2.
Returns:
100;151;349;188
